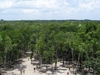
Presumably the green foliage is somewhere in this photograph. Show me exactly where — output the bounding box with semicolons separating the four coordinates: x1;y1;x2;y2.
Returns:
0;20;100;74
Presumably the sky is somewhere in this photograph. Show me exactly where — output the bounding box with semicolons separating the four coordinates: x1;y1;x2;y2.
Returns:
0;0;100;20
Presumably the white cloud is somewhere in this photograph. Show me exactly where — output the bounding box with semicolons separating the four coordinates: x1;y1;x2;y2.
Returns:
22;9;41;14
0;0;69;14
79;0;100;11
79;2;94;11
0;1;13;9
0;0;100;20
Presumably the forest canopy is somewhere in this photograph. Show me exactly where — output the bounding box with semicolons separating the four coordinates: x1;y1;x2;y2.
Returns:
0;20;100;75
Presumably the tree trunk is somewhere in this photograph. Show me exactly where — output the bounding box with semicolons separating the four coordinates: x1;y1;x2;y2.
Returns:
71;48;74;72
54;59;57;70
39;56;42;68
93;68;94;75
75;52;81;74
71;48;74;63
88;66;90;75
62;57;64;66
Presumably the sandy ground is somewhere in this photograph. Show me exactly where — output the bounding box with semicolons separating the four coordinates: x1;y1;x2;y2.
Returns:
5;57;81;75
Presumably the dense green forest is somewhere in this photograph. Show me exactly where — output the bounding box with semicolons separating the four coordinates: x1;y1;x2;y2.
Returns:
0;20;100;75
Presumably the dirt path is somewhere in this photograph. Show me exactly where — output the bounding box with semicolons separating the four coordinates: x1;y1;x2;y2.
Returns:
6;57;81;75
